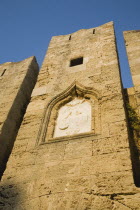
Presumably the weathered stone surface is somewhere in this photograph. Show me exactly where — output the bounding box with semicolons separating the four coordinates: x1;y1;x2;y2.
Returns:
0;57;39;178
124;30;140;193
124;31;140;115
0;22;140;209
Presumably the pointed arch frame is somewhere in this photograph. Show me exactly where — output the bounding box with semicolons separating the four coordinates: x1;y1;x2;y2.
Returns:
36;81;101;145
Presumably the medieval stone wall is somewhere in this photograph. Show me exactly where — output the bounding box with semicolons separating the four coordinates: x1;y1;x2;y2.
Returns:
124;30;140;189
0;22;140;209
0;57;39;178
124;30;140;115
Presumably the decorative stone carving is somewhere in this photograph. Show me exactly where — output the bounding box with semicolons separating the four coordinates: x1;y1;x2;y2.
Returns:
53;98;91;137
36;81;101;144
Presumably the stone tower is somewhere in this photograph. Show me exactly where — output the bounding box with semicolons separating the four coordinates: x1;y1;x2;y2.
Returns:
124;30;140;190
0;57;39;178
0;22;140;209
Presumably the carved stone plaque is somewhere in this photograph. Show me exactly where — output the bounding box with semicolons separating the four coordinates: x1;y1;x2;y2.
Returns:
53;98;91;137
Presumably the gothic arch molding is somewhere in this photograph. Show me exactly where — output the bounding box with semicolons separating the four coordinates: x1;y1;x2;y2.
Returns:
36;81;101;145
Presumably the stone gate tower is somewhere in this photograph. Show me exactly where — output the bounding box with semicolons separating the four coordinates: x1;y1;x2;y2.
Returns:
0;22;140;209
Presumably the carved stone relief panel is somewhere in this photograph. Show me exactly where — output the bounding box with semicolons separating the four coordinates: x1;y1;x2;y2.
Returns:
36;82;101;144
53;98;91;137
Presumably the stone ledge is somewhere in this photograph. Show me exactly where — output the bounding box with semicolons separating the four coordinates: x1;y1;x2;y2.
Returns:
40;133;100;144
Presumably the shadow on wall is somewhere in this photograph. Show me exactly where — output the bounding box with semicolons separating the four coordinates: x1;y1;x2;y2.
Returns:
128;126;140;187
124;89;140;187
0;57;39;180
0;182;21;209
0;98;27;180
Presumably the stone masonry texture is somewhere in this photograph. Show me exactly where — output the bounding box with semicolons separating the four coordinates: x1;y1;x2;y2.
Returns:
124;30;140;115
124;30;140;190
0;57;39;178
0;22;140;209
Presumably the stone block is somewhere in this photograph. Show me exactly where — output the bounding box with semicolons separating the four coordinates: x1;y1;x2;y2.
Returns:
92;135;129;155
64;139;92;160
108;120;127;136
90;171;135;194
80;151;131;176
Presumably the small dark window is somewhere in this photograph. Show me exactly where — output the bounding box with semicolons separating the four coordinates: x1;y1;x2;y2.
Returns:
1;69;6;76
70;57;83;67
93;29;95;34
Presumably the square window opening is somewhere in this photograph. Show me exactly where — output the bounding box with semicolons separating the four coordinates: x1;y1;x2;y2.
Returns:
70;57;83;67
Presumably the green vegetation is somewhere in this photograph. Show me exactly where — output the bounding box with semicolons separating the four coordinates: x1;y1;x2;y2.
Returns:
127;103;140;149
127;103;140;133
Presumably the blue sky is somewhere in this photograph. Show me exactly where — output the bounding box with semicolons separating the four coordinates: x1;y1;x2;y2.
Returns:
0;0;140;88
